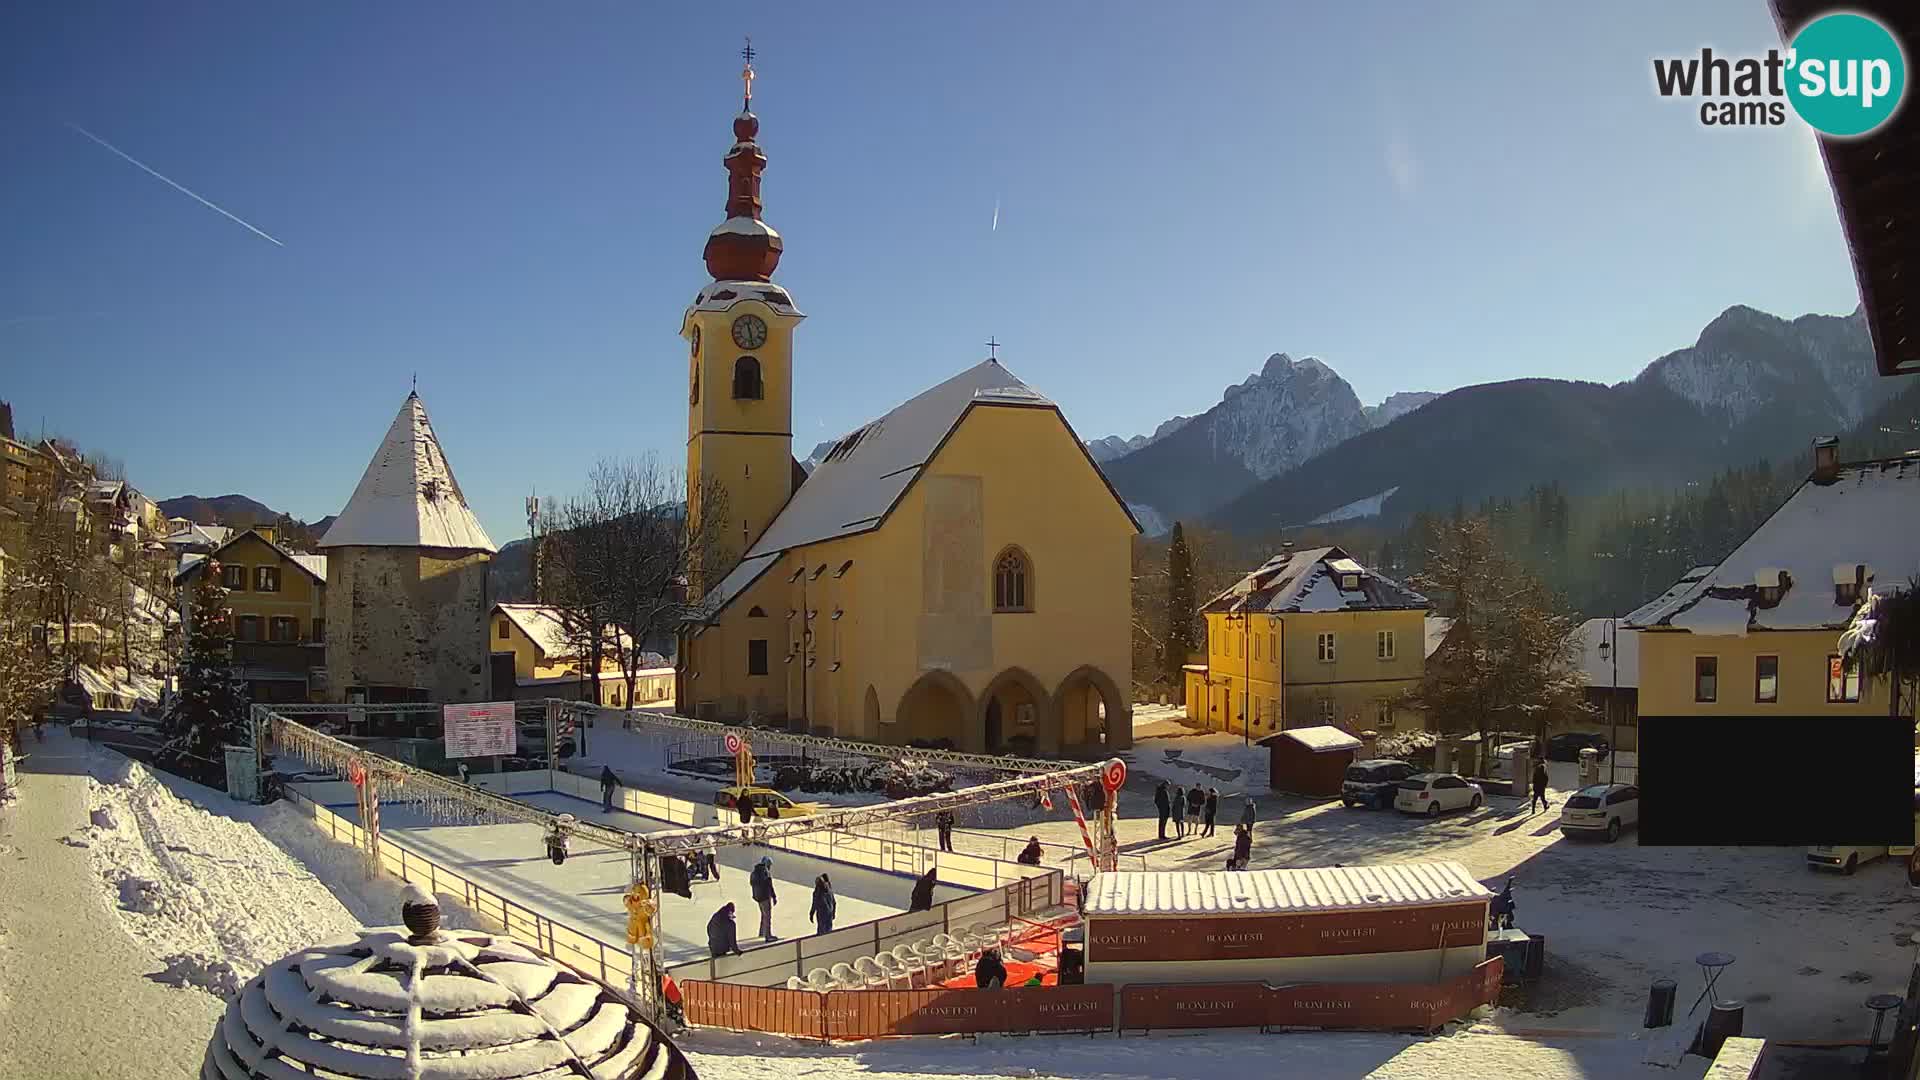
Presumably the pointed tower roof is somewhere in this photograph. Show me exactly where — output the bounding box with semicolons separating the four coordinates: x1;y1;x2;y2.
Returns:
318;393;497;553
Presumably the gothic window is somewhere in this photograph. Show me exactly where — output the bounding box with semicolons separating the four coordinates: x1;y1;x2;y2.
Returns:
732;356;763;400
993;547;1033;612
690;361;700;406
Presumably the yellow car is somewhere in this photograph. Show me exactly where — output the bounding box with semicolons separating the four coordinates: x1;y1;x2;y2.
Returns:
714;786;820;820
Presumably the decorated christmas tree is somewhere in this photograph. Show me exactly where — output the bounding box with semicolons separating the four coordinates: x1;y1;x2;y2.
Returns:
160;560;248;785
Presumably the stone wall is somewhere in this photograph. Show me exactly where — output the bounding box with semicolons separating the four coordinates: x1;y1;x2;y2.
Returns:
324;547;491;702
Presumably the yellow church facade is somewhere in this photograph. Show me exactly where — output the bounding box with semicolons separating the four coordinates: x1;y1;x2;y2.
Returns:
674;66;1135;757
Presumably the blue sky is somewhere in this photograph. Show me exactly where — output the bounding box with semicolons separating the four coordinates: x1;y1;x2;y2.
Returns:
0;2;1864;543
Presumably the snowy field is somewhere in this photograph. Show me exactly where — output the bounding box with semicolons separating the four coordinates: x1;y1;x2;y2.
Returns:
308;787;974;965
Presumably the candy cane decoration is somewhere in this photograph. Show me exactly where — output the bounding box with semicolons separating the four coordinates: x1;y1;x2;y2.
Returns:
1064;786;1097;867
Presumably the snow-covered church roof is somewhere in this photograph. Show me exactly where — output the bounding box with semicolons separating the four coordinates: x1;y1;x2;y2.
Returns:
319;393;497;553
1629;455;1920;634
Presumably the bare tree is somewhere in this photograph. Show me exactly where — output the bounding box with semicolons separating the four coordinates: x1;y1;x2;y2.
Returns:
546;457;732;708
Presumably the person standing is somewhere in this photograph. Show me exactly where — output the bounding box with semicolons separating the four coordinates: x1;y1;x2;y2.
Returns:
1530;760;1552;814
1202;787;1219;837
1238;796;1257;836
1187;784;1205;834
706;902;743;959
599;766;619;813
908;866;938;913
935;809;955;853
750;856;779;940
1153;782;1171;840
1232;823;1252;871
738;792;756;825
808;874;836;935
705;836;722;882
1170;785;1187;838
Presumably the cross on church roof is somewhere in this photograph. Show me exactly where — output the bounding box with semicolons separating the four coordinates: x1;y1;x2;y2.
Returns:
741;36;756;106
986;337;1000;361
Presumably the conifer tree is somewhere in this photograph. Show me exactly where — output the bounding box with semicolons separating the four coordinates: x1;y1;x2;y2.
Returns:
160;560;248;784
1165;522;1197;696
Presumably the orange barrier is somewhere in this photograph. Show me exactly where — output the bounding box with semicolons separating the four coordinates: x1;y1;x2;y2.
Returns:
680;958;1504;1040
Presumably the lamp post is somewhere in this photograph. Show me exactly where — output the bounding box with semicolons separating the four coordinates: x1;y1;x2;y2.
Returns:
1598;614;1618;785
1242;608;1251;749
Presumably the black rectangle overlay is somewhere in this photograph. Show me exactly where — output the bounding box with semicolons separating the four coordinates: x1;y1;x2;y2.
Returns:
1638;716;1912;846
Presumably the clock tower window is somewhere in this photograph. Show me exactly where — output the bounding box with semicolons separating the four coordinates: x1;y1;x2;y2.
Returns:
732;356;764;400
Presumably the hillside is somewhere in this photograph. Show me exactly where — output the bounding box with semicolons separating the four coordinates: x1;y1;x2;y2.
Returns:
156;494;279;525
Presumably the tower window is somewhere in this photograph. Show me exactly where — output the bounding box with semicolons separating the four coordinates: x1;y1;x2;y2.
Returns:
993;547;1033;612
690;361;700;406
733;356;763;400
748;639;769;676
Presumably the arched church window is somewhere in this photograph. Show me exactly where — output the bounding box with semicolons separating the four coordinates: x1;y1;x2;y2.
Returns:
747;606;766;618
690;359;700;406
993;547;1033;613
732;356;763;400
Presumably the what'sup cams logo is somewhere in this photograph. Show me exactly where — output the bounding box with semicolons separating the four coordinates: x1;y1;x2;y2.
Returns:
1654;11;1906;136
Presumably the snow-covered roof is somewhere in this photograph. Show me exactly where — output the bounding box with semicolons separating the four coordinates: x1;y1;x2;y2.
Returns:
1424;616;1452;658
687;279;804;317
709;215;782;241
319;393;496;553
1258;725;1363;753
1574;618;1639;689
1085;861;1491;918
494;603;635;661
1203;546;1429;615
1622;566;1717;627
699;551;781;615
174;529;327;585
162;521;232;548
291;554;328;581
1629;457;1920;634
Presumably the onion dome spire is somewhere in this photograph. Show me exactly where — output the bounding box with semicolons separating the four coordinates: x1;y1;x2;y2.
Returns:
704;36;783;282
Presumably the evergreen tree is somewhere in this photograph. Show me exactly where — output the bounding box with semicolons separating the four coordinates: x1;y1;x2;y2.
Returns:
159;560;248;785
1164;522;1198;698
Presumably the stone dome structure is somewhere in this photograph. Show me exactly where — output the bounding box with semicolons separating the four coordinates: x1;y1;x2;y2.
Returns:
202;887;693;1079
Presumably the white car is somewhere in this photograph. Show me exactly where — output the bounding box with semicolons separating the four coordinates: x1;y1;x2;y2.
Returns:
1807;846;1888;874
1559;783;1639;843
1394;773;1484;817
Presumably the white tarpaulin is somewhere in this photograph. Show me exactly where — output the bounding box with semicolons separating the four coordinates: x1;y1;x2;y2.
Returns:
443;702;517;758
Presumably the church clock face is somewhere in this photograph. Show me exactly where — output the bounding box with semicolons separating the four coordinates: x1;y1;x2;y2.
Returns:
731;314;768;350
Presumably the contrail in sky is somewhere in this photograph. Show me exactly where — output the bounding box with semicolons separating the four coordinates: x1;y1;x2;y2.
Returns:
67;122;284;246
991;197;999;232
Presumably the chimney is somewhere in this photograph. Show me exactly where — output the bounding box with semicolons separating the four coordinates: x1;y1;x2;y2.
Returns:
255;524;277;545
1811;435;1840;484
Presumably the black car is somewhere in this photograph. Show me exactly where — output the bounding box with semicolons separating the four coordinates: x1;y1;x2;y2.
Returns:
1545;732;1611;762
1342;759;1418;809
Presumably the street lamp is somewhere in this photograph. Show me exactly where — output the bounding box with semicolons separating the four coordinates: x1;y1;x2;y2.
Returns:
1597;614;1619;784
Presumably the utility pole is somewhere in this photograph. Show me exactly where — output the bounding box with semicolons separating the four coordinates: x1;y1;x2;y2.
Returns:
525;492;541;603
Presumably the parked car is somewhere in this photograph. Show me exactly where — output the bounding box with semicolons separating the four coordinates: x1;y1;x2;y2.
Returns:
1807;845;1888;874
1545;732;1611;762
1394;773;1484;817
714;785;820;819
1559;783;1639;842
1342;759;1419;810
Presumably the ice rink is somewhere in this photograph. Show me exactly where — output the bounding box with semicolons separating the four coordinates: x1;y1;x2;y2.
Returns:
322;789;975;966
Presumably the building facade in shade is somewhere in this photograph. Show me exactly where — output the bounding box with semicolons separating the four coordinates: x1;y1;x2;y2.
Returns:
675;59;1136;756
1188;546;1431;738
1629;438;1919;720
319;393;497;704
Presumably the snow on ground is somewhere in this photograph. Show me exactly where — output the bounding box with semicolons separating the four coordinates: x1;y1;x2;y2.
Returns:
338;788;971;965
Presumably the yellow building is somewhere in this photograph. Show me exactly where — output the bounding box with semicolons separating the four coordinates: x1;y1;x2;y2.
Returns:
675;67;1137;757
490;603;672;708
1629;441;1917;720
1186;547;1431;738
176;525;328;702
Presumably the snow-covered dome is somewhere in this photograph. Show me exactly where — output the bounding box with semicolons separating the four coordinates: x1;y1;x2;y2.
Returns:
202;887;693;1079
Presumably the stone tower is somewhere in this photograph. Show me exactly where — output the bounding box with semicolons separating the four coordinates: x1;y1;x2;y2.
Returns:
681;45;805;594
319;393;497;703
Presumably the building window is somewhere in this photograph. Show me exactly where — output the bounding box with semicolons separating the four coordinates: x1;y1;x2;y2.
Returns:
255;566;280;592
1375;699;1395;728
732;356;763;400
690;362;700;406
1316;632;1336;663
1755;655;1779;704
312;618;326;643
993;547;1032;612
747;639;769;676
1376;629;1395;661
1253;635;1261;662
1269;630;1277;659
269;616;299;643
747;606;767;618
1316;698;1335;723
1694;657;1718;703
236;615;262;642
497;618;510;640
1828;655;1862;703
223;563;247;591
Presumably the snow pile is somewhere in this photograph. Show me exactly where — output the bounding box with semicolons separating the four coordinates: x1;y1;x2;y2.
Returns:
1139;730;1271;790
152;952;244;997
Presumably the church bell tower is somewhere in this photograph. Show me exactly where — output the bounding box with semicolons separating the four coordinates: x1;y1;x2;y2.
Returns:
683;39;804;590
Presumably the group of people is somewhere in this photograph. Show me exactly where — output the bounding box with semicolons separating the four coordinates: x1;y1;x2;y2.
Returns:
1153;781;1258;870
708;855;834;957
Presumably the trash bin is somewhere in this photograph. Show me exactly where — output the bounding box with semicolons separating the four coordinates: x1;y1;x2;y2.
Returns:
1701;1000;1744;1057
1524;934;1547;980
1644;979;1677;1028
1578;747;1598;785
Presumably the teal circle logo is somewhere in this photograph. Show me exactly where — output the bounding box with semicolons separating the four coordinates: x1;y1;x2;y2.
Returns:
1787;12;1906;137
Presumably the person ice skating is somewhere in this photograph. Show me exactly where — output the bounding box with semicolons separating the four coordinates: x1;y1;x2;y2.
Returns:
1187;784;1205;832
599;766;619;812
738;793;756;825
1530;760;1551;814
705;836;722;882
809;874;836;935
1232;823;1252;870
1170;785;1187;838
750;856;778;939
908;866;938;913
1203;787;1219;837
1017;837;1044;865
935;809;955;853
1239;796;1256;835
706;902;743;958
1153;782;1171;840
974;948;1008;990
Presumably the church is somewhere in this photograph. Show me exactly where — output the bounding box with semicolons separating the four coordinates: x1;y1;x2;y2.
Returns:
676;54;1136;757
